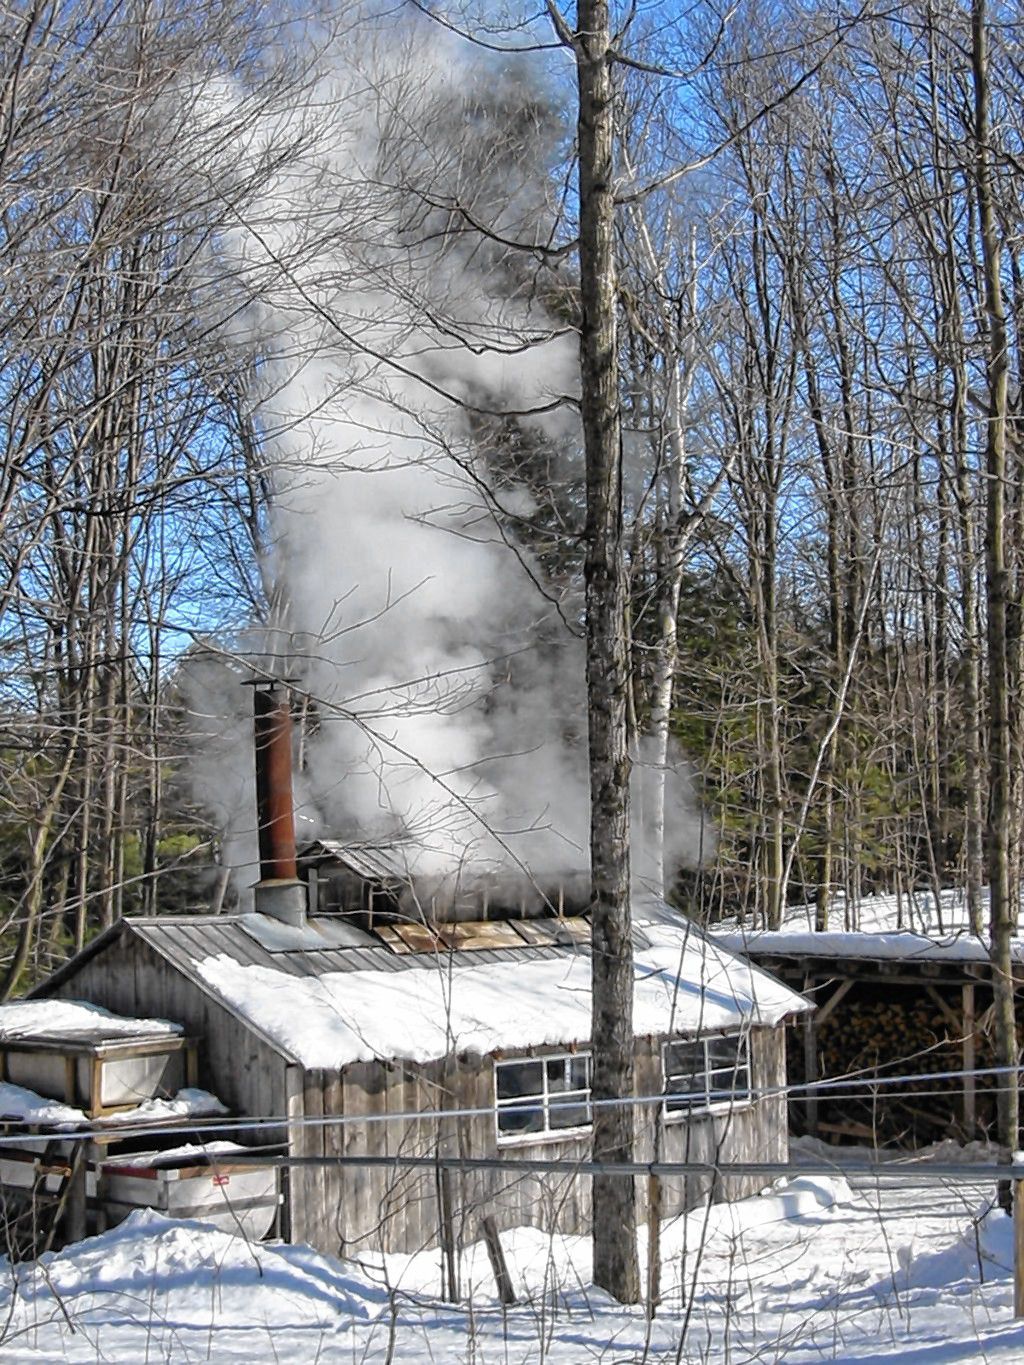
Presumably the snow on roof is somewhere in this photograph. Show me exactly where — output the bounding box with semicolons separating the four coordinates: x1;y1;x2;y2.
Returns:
92;1088;227;1128
195;900;809;1069
713;929;1010;964
0;998;182;1043
712;886;1019;964
100;1140;248;1169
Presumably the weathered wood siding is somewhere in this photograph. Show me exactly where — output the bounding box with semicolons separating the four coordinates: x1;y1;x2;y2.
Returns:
40;932;292;1153
297;1027;788;1257
638;1027;788;1214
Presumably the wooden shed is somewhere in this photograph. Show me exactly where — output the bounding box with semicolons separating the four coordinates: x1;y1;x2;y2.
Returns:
713;926;1024;1146
30;901;808;1258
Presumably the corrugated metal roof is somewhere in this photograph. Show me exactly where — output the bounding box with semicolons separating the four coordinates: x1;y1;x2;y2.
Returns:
125;915;572;982
298;840;414;883
238;914;377;953
29;908;806;1071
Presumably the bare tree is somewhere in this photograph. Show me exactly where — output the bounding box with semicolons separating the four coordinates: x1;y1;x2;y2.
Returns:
971;0;1018;1161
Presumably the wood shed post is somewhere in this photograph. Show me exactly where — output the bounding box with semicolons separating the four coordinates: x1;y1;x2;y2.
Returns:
63;1146;88;1245
963;979;976;1138
1014;1175;1024;1317
802;978;818;1137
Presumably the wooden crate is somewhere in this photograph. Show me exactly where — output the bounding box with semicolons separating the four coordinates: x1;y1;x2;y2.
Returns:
0;1034;198;1119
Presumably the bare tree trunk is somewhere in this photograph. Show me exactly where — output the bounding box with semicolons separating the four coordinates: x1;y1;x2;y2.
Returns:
569;0;640;1305
951;351;986;932
972;0;1018;1162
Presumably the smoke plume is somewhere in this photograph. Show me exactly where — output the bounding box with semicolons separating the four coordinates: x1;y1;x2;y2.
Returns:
184;10;709;904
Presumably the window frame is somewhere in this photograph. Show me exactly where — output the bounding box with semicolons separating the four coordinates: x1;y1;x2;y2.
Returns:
493;1051;593;1145
661;1031;752;1120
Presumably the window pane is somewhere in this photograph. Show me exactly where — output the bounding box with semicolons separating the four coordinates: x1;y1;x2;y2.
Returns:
569;1056;590;1090
547;1057;570;1091
665;1041;703;1079
665;1091;701;1112
550;1098;590;1129
497;1102;544;1135
497;1060;543;1101
665;1075;703;1103
665;1078;706;1101
706;1037;742;1067
713;1075;750;1099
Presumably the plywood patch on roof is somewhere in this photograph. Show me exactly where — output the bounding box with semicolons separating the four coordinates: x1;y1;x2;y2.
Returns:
387;923;443;955
443;921;526;951
372;918;592;955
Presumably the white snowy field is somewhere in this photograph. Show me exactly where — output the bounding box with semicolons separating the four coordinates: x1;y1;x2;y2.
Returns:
1;1155;1023;1362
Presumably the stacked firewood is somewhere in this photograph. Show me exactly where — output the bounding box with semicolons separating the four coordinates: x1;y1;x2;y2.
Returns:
788;993;996;1147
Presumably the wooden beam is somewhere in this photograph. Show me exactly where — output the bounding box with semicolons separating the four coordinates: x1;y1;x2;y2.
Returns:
64;1055;76;1108
925;985;962;1034
803;1013;818;1137
438;1165;459;1302
646;1173;662;1316
63;1146;88;1245
482;1215;517;1306
814;978;855;1027
963;982;976;1138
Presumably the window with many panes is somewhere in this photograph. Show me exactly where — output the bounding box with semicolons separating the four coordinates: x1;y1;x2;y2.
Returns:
662;1033;751;1115
494;1053;592;1141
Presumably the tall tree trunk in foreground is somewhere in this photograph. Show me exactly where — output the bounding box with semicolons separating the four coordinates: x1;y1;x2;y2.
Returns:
571;0;641;1305
972;0;1018;1160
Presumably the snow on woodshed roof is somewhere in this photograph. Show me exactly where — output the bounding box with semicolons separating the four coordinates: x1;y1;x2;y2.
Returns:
713;887;1024;966
713;928;1021;965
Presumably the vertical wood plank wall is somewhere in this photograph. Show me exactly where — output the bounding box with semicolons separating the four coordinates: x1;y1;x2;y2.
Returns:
300;1028;787;1257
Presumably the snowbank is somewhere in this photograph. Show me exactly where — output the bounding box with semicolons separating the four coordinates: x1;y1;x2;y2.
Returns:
0;1163;1018;1363
0;1209;370;1345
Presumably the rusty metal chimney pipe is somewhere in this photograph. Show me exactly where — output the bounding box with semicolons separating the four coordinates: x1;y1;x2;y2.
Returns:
253;683;299;881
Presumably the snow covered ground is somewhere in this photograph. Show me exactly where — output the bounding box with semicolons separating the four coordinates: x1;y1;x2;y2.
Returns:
2;1151;1023;1362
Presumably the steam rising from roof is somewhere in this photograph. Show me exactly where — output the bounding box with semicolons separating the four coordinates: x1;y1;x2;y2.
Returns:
184;10;709;904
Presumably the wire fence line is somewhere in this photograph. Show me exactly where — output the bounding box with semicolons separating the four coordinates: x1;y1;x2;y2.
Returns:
1;1056;1017;1149
124;1151;1024;1182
